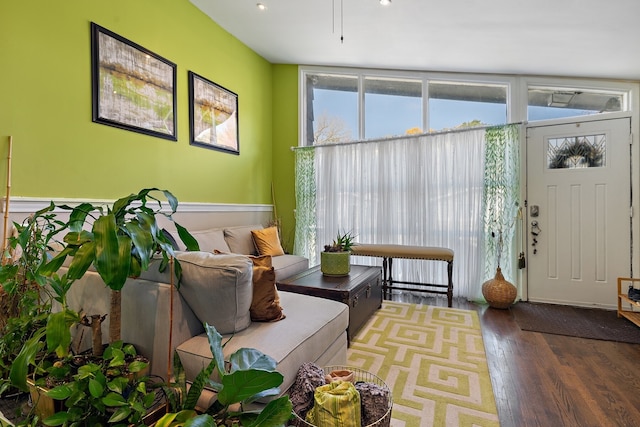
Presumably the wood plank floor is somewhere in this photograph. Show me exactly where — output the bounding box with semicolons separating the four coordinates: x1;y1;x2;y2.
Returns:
389;293;640;427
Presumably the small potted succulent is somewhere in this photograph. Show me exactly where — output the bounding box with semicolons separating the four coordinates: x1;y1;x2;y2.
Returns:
321;230;356;276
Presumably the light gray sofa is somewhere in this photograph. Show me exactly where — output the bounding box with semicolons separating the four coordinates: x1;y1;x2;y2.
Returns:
61;224;349;400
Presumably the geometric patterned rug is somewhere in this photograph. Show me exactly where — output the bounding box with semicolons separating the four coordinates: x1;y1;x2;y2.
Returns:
347;302;500;427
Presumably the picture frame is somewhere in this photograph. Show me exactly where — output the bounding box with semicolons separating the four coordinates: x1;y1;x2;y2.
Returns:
91;22;177;141
188;71;239;155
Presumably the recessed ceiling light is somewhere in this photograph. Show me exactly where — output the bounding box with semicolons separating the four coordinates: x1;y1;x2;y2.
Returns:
257;3;267;11
380;0;391;5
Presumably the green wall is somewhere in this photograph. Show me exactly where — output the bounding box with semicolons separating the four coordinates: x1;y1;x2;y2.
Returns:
0;0;279;205
271;65;299;250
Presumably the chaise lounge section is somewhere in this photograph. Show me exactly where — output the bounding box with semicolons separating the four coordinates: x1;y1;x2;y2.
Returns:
61;224;349;402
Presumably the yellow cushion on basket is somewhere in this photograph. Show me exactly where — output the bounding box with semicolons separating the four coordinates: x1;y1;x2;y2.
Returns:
306;381;361;427
251;226;285;256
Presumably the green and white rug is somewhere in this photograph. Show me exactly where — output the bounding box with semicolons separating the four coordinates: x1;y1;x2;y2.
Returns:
347;302;500;427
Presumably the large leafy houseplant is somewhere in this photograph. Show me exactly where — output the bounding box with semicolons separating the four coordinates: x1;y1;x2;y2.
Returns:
6;188;199;425
156;324;292;427
42;188;199;344
0;204;66;397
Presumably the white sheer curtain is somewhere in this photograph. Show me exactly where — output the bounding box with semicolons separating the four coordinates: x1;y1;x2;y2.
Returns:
296;129;487;300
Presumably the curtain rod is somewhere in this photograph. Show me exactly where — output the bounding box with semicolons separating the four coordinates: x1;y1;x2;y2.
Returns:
290;121;527;150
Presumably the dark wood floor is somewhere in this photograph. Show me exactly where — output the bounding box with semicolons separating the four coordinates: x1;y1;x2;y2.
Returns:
389;292;640;427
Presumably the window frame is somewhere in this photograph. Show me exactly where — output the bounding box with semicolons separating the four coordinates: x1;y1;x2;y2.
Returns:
299;66;636;147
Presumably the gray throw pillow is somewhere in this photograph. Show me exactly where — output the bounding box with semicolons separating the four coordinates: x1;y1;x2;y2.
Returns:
176;251;253;334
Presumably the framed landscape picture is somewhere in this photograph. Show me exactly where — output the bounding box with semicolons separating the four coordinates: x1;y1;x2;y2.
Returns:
188;71;239;155
91;22;177;140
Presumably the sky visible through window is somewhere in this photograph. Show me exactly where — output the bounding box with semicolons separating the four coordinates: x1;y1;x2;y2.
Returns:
313;88;509;141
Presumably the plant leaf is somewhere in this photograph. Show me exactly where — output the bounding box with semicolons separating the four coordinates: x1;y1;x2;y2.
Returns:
66;240;96;280
184;414;216;427
42;411;70;426
183;358;216;411
39;245;75;276
46;310;72;358
125;217;154;271
108;406;132;423
67;202;96;233
204;324;225;377
47;384;73;400
89;378;104;398
93;214;122;288
127;360;148;373
218;370;283;406
155;410;199;427
102;392;127;407
247;396;293;427
9;328;45;391
228;348;277;373
175;222;200;251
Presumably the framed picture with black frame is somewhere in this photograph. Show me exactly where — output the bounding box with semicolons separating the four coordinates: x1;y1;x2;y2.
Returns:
188;71;239;155
91;22;177;141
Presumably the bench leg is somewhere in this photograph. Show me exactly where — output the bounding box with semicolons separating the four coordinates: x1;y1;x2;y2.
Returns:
447;260;453;307
388;257;394;299
381;257;388;298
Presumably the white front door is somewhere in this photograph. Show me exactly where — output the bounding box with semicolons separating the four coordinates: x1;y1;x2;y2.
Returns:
526;117;632;307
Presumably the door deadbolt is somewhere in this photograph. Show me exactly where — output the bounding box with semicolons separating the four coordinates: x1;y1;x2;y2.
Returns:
530;205;539;217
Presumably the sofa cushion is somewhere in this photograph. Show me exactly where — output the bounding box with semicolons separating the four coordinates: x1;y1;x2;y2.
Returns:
224;225;262;255
176;251;253;334
176;291;349;396
251;226;285;257
272;254;309;281
169;228;231;253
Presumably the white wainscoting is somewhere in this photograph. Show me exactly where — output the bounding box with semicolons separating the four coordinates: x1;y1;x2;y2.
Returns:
0;197;274;233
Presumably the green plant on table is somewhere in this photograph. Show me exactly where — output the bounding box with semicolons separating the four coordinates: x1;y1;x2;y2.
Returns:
156;323;292;427
323;230;356;253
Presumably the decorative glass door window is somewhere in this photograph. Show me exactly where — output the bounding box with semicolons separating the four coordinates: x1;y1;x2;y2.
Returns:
547;134;606;169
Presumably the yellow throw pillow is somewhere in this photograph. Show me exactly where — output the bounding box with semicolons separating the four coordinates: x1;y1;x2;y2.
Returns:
251;226;285;257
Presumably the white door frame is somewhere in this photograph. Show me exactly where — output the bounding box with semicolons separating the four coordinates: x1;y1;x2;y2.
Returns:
519;111;639;306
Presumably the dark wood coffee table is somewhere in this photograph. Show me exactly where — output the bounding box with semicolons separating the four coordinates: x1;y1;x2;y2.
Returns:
276;265;382;342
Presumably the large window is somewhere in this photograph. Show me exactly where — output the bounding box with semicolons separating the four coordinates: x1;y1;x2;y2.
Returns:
303;69;510;145
301;67;633;146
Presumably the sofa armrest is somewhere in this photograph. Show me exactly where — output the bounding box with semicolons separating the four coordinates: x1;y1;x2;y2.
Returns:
62;269;204;380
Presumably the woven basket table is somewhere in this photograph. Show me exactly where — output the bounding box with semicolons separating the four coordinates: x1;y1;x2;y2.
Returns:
291;365;393;427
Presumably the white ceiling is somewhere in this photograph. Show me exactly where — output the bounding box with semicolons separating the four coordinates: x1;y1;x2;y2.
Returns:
191;0;640;81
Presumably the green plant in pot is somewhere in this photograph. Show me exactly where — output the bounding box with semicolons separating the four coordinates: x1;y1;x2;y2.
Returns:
321;230;356;277
156;323;292;427
40;340;153;426
42;187;199;345
6;188;199;425
0;203;66;397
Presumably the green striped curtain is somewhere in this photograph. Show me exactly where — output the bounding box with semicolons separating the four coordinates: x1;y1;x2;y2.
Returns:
481;124;521;290
293;147;317;260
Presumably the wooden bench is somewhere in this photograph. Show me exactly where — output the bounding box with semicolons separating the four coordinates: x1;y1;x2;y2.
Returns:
351;244;454;307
